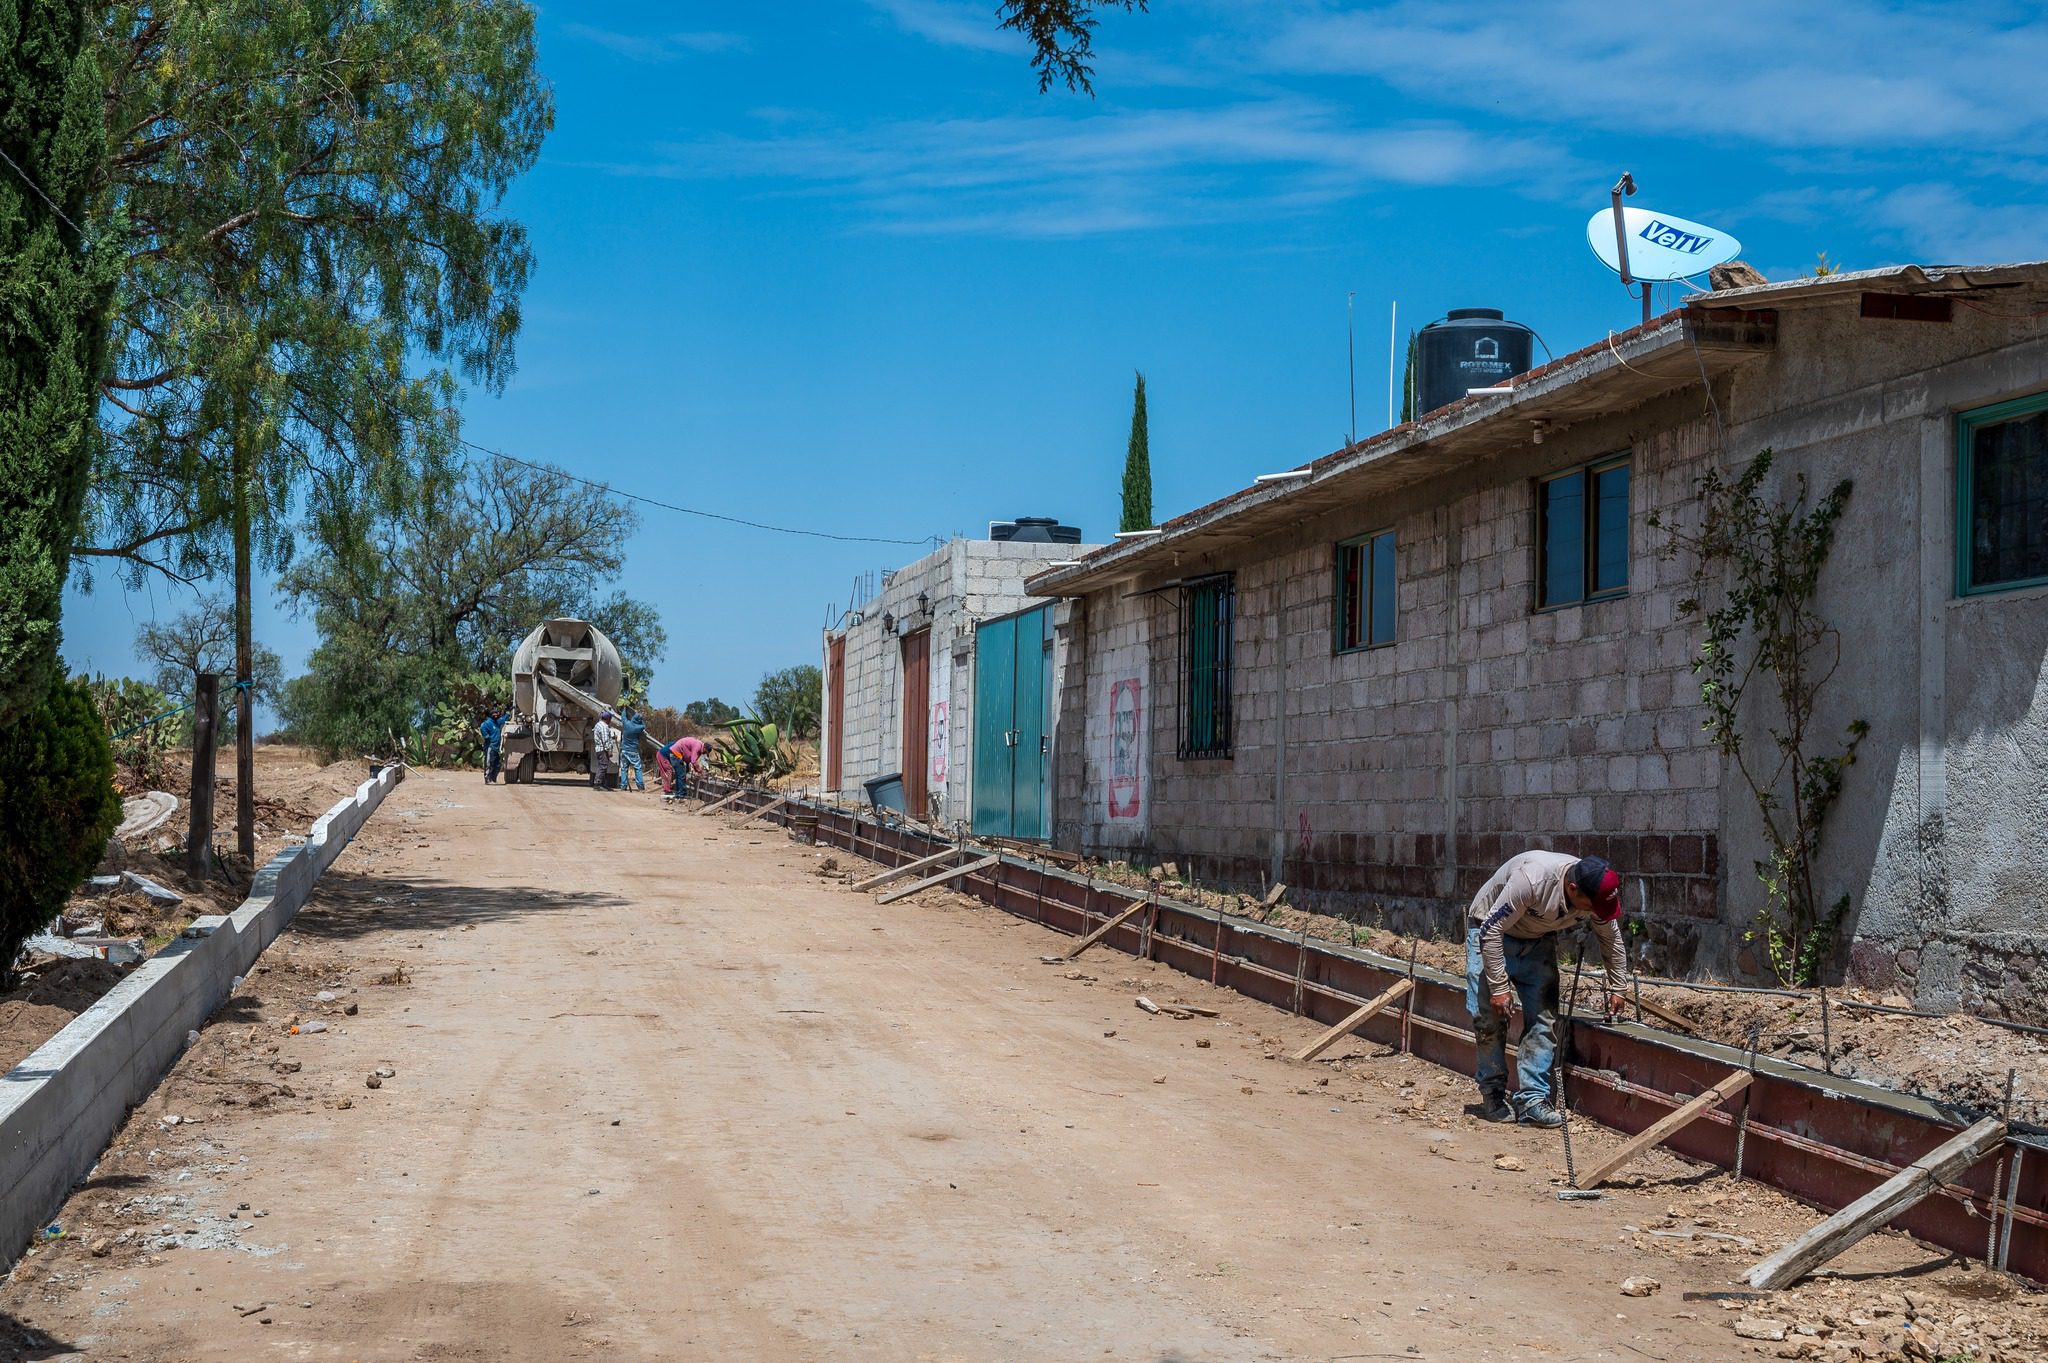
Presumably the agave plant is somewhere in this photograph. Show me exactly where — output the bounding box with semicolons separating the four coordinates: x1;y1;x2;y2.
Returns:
712;714;799;779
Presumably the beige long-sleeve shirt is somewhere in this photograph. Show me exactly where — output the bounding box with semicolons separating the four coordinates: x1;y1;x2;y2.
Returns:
1466;850;1629;995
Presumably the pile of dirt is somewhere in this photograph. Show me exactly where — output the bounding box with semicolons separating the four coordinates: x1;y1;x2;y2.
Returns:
0;959;128;1070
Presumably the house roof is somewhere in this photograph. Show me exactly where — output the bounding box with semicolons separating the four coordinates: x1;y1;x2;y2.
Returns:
1027;260;2048;600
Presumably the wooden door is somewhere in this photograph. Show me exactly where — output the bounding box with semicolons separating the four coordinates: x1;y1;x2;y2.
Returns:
826;635;846;791
901;628;931;817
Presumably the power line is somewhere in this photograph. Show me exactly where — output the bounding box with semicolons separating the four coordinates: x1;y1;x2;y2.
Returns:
457;437;937;547
0;144;86;237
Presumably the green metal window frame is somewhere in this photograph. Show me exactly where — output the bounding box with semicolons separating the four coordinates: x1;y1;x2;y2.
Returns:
1178;573;1235;760
1333;528;1397;653
1537;453;1632;608
1956;389;2048;597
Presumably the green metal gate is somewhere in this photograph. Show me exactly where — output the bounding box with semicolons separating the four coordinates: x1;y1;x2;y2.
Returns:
972;605;1052;839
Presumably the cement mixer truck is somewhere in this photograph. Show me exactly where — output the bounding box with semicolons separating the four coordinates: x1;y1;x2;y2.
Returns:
498;618;623;784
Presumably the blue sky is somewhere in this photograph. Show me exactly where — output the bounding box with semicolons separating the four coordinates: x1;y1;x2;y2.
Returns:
61;0;2048;719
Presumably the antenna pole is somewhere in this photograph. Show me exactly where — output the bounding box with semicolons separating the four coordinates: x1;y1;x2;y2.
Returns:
1386;299;1398;429
1346;291;1357;446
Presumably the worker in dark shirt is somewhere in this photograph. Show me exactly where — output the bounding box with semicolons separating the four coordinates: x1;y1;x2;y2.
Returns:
478;708;504;784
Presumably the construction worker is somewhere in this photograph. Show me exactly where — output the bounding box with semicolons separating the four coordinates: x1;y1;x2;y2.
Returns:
1466;851;1630;1128
478;707;504;784
617;705;648;792
665;734;707;803
590;710;619;790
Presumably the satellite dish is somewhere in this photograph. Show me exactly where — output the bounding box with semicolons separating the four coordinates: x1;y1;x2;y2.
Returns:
1586;205;1740;282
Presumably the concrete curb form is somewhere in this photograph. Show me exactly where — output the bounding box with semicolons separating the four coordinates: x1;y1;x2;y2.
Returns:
0;763;405;1264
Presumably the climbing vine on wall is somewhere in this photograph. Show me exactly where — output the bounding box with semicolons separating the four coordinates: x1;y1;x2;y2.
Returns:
1649;449;1867;986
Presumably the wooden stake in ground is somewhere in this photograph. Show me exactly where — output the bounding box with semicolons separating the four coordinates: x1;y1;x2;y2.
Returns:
850;847;958;893
1064;896;1148;960
1578;1070;1753;1187
1745;1116;2008;1290
696;787;751;816
739;794;790;824
876;854;1001;906
1291;979;1415;1062
186;673;218;878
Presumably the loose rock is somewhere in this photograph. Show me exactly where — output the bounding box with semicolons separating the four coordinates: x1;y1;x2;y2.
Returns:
1619;1276;1660;1297
1735;1317;1789;1342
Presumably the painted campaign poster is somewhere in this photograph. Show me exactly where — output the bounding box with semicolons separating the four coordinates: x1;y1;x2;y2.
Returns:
1108;676;1143;819
930;699;949;784
929;650;951;787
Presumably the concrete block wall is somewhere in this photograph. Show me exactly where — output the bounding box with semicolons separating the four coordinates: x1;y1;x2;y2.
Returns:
0;764;403;1263
825;537;1097;826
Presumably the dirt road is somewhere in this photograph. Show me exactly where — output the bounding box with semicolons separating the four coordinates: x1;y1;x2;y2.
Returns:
1;768;1998;1361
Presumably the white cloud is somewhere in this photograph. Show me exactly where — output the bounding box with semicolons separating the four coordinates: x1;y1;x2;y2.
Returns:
1259;1;2048;152
596;100;1568;238
561;21;749;62
1871;184;2048;265
863;0;1020;55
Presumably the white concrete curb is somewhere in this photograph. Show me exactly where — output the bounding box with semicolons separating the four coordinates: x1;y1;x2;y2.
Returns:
0;763;405;1262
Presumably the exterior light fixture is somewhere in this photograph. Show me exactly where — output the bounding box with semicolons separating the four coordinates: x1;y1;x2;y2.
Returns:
916;591;930;616
1254;470;1312;482
882;611;895;632
1114;529;1163;539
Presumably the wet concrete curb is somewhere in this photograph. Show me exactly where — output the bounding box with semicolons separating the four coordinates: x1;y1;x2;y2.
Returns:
0;764;404;1263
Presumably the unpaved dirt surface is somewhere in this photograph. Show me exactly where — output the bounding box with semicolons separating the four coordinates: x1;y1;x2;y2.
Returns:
4;768;2041;1362
1084;860;2048;1124
1;748;379;1072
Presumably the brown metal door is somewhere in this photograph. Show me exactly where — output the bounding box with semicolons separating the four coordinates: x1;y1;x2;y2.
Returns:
826;635;846;790
901;628;931;817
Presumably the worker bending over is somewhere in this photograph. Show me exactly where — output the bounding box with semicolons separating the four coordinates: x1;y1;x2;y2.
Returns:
1466;851;1630;1128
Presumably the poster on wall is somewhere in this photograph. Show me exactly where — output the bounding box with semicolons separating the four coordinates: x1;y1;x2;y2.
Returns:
930;698;949;785
1108;676;1143;819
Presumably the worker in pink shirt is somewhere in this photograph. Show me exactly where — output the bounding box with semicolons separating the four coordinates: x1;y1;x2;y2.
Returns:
664;735;708;803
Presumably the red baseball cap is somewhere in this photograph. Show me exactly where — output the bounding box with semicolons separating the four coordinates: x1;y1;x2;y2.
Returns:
1573;856;1624;921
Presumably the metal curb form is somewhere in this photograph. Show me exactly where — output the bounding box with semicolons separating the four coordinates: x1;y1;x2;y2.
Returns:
0;764;407;1264
700;781;2046;1285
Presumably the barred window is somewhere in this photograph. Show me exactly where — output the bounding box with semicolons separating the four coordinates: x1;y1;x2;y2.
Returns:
1959;392;2048;595
1179;574;1234;760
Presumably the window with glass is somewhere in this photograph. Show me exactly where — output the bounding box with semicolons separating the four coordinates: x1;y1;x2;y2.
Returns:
1958;392;2048;595
1335;530;1397;651
1539;456;1631;607
1178;574;1234;760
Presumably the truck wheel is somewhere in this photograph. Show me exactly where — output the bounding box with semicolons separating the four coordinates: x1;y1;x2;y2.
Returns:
513;753;536;785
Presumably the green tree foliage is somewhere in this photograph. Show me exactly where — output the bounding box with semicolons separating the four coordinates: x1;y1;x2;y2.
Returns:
1120;370;1151;533
999;0;1147;94
75;1;553;588
684;698;741;727
1649;450;1865;985
79;672;175;786
754;666;822;741
0;676;120;985
278;460;663;758
1398;329;1418;424
0;0;114;724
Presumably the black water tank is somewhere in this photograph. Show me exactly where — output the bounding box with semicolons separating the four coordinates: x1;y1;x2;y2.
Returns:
1415;308;1535;418
990;516;1082;544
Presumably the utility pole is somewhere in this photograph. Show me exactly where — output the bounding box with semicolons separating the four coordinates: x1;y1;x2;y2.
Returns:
1346;291;1357;446
233;408;254;864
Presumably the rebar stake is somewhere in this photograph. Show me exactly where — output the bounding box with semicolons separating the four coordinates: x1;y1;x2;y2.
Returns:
1820;985;1833;1075
1733;1020;1762;1181
1399;938;1420;1056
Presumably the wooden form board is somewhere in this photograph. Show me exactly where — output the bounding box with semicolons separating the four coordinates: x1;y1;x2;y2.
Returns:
876;855;1001;905
1579;1070;1752;1187
739;795;791;824
1746;1117;2008;1290
1065;898;1148;960
1290;980;1415;1062
696;788;751;816
850;848;959;893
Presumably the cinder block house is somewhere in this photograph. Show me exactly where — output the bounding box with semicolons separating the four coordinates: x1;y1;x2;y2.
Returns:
822;524;1098;833
1029;262;2048;1018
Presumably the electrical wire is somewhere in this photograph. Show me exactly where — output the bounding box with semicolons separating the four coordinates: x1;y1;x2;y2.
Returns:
0;145;86;238
457;437;938;547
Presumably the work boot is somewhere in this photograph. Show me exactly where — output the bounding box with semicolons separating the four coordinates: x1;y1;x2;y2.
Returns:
1477;1090;1514;1123
1515;1098;1565;1129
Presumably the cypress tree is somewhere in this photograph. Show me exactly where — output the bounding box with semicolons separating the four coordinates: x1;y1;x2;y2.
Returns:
0;0;111;724
1398;329;1419;425
1119;371;1152;533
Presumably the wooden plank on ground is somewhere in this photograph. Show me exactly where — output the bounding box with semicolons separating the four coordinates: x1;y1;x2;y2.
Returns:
1064;898;1148;960
1745;1116;2007;1290
1290;979;1415;1062
1636;997;1699;1035
696;788;750;816
876;854;1001;905
739;794;790;824
850;848;958;893
1580;1070;1753;1187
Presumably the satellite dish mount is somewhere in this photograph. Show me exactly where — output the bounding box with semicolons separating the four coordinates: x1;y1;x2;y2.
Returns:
1609;172;1648;325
